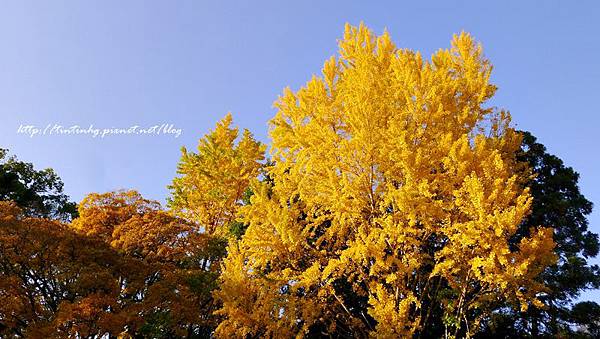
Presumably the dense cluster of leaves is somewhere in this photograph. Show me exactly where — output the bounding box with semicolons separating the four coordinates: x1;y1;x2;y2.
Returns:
0;24;598;338
478;132;600;338
168;112;265;237
0;149;77;221
0;192;223;338
216;24;557;338
0;201;141;337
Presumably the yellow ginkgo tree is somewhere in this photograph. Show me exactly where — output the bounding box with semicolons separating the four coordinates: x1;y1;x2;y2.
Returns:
169;113;265;237
216;24;556;338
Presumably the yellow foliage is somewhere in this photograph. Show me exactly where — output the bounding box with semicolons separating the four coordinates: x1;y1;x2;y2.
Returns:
216;23;556;337
169;113;265;236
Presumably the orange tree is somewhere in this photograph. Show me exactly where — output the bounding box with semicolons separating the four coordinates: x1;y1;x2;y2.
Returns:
71;190;227;338
0;201;147;338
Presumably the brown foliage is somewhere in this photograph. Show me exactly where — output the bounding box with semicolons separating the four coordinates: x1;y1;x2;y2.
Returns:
1;190;225;337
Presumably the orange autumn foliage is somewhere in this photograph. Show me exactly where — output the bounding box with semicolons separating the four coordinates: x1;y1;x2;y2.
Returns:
0;201;145;338
71;190;225;337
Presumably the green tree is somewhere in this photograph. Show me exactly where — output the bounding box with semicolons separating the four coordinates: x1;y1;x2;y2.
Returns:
570;301;600;338
480;131;600;338
0;149;77;221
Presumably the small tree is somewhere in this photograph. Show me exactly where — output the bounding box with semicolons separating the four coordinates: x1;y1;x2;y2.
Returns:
168;113;265;237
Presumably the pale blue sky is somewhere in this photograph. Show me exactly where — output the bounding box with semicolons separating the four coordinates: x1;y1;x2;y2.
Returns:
1;1;598;301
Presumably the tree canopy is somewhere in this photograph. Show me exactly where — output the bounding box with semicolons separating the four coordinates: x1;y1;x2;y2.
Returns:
216;24;556;338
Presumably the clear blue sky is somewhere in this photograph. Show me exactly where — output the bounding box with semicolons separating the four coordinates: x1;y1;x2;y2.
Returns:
1;1;598;301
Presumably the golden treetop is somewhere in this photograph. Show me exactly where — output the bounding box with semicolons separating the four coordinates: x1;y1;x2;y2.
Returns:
216;23;556;338
169;113;265;236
